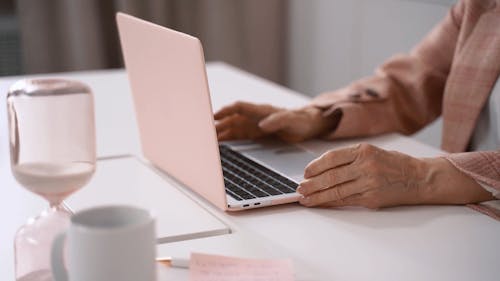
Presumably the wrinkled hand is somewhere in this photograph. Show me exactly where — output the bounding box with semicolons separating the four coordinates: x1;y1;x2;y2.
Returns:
214;101;332;142
297;143;493;208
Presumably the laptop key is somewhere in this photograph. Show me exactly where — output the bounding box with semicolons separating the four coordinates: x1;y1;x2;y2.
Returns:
225;186;243;201
220;144;298;199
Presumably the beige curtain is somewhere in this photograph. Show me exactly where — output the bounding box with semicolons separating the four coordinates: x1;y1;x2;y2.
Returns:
15;0;288;84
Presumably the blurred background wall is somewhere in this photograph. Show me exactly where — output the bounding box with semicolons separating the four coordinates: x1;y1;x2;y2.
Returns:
0;0;21;76
0;0;455;147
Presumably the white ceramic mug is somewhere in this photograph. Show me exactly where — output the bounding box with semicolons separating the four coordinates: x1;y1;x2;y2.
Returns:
51;205;156;281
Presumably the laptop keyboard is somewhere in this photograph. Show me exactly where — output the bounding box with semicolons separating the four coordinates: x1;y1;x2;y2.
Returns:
219;144;298;201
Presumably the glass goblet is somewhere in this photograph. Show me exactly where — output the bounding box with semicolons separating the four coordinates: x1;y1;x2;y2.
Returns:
7;79;96;281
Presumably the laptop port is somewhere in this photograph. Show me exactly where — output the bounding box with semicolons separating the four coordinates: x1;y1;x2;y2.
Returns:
243;204;249;207
254;202;261;206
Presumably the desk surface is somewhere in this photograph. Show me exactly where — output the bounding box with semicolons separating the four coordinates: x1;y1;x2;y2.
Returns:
1;62;499;280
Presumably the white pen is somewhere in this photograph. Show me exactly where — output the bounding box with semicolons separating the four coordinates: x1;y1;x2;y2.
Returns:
156;257;190;268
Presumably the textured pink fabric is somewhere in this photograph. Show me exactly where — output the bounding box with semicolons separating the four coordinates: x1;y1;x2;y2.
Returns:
442;1;500;153
446;151;500;192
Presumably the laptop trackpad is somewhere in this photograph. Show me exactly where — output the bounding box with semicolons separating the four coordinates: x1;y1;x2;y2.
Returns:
241;144;319;182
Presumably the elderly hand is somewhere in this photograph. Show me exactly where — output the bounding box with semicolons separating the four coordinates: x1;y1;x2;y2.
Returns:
297;143;494;208
214;101;336;142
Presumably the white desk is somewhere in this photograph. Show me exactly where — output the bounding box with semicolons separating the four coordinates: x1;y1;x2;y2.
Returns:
1;62;499;280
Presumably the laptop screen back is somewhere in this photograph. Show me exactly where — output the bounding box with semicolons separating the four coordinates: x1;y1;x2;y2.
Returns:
116;12;227;210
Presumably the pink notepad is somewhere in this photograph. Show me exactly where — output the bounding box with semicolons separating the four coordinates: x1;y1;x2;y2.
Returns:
189;253;294;281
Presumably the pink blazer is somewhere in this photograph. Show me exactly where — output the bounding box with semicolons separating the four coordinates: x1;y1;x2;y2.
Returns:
310;0;500;219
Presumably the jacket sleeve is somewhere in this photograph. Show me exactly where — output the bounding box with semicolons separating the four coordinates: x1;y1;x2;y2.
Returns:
310;1;464;139
445;150;500;221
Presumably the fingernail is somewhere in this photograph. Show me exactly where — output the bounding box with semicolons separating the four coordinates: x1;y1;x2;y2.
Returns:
257;120;270;130
296;185;304;194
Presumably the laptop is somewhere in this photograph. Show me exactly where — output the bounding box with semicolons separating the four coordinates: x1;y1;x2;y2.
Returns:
116;12;319;211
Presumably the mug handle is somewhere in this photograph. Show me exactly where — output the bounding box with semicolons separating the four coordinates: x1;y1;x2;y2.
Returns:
51;232;69;281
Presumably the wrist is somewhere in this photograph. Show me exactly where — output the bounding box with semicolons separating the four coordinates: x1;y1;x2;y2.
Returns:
416;157;494;205
415;157;445;204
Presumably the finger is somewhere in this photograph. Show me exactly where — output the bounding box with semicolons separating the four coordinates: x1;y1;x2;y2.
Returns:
215;115;239;134
214;102;270;120
214;102;243;120
304;144;360;178
299;180;366;207
298;164;359;196
217;130;234;141
258;111;294;133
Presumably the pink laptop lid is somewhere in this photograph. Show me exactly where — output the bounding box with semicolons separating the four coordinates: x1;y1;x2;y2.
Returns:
116;12;227;210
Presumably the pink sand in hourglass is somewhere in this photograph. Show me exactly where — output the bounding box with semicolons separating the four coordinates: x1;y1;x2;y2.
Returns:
12;162;95;204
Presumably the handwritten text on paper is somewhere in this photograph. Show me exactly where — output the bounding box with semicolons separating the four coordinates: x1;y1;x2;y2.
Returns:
189;253;294;281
